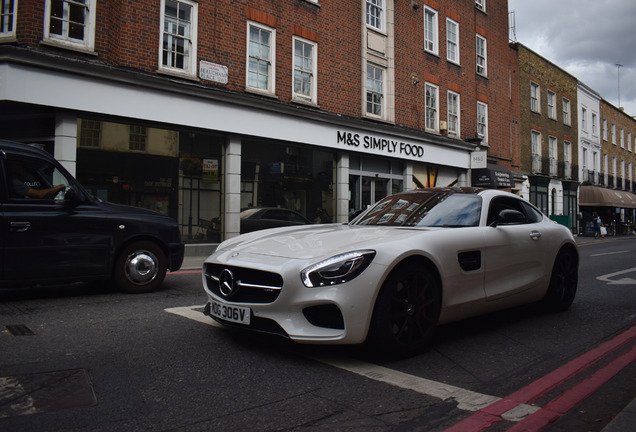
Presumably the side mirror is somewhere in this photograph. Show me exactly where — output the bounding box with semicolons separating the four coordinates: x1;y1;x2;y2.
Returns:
64;186;82;204
493;209;525;226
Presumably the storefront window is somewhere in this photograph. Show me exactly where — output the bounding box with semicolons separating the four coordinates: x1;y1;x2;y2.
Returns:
77;119;223;242
241;140;334;223
349;156;403;219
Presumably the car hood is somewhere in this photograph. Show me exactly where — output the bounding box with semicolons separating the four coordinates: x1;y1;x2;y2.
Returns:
214;224;427;260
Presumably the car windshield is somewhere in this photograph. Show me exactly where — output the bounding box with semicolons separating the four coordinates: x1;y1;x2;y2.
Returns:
351;191;482;227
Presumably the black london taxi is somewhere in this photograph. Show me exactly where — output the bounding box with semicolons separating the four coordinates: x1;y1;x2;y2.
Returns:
0;139;184;293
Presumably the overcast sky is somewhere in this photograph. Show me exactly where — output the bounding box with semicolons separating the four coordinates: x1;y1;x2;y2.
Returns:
508;0;636;118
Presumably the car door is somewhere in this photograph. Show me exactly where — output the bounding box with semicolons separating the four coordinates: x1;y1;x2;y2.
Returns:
2;152;112;284
483;197;550;300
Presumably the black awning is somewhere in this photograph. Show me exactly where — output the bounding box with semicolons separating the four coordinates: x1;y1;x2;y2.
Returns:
471;164;513;188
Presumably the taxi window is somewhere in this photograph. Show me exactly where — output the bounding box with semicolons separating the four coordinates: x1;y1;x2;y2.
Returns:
4;154;70;200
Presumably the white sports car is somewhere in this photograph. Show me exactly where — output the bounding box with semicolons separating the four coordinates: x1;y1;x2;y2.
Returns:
202;188;578;357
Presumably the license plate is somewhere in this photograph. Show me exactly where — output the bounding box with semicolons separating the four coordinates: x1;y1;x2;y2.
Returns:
210;300;251;325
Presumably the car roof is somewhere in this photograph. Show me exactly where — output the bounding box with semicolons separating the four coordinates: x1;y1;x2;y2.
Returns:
0;139;54;160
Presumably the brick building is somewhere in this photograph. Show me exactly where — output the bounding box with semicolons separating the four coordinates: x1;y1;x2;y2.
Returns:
511;43;579;231
0;0;516;242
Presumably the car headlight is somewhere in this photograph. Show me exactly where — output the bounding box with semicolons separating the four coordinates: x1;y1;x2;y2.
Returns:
301;250;376;288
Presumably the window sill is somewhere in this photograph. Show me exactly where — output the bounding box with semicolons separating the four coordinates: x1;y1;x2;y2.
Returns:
157;67;199;82
292;98;319;109
40;39;97;56
245;87;279;99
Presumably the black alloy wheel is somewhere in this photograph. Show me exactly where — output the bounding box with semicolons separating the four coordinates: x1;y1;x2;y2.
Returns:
368;261;442;357
543;248;578;311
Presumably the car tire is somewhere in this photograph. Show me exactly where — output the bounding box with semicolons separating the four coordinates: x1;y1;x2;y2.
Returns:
543;248;578;311
367;261;442;358
114;241;167;294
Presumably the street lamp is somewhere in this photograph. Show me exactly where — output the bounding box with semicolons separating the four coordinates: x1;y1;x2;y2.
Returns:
616;63;623;108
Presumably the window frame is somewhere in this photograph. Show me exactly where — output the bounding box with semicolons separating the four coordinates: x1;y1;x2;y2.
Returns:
475;0;486;12
581;107;587;131
446;18;459;64
158;0;198;78
43;0;96;53
612;123;617;144
129;125;148;152
246;20;276;95
0;0;17;41
292;36;318;105
447;90;460;137
425;83;439;132
530;82;540;113
602;118;608;141
366;0;385;33
563;98;571;126
547;90;556;120
365;63;385;119
477;101;488;144
531;130;542;173
423;6;438;55
475;34;487;76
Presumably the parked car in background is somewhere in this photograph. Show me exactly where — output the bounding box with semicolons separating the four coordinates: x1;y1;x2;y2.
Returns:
202;188;578;357
240;207;312;234
0;139;184;293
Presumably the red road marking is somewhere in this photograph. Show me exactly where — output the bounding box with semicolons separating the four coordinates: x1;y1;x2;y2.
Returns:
444;324;636;432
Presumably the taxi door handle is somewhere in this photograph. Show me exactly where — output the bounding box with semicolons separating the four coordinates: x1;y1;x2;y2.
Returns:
530;230;542;240
10;222;31;232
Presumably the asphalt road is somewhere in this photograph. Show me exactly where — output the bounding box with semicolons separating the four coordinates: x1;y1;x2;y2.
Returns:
1;237;635;431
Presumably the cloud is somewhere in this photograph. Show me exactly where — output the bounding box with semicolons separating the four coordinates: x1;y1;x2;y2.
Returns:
509;0;636;115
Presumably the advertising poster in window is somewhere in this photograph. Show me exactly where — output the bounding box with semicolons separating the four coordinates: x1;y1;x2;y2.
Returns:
203;159;218;183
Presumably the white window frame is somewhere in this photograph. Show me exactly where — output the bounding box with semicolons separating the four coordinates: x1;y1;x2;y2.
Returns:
292;36;317;105
158;0;198;78
43;0;96;52
563;98;571;126
477;101;488;144
246;21;276;95
592;113;597;135
425;83;439;132
447;90;460;137
564;141;572;179
476;34;487;76
530;82;540;113
423;6;438;55
581;107;587;131
621;128;625;148
612;123;617;144
365;63;385;119
602;118;608;141
549;136;558;176
629;132;633;152
547;90;556;119
366;0;385;33
475;0;486;12
446;18;459;64
531;130;542;173
0;0;17;40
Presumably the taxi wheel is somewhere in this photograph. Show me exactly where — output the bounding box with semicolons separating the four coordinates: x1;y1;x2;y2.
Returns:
114;241;167;294
368;261;442;358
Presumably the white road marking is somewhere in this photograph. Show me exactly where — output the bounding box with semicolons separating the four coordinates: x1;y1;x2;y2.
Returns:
597;267;636;285
590;250;630;257
166;305;540;420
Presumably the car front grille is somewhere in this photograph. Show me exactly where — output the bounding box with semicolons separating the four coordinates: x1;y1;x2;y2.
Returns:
204;263;283;304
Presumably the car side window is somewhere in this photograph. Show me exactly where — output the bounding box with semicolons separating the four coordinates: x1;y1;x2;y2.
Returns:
520;201;543;223
487;197;528;226
4;154;70;200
